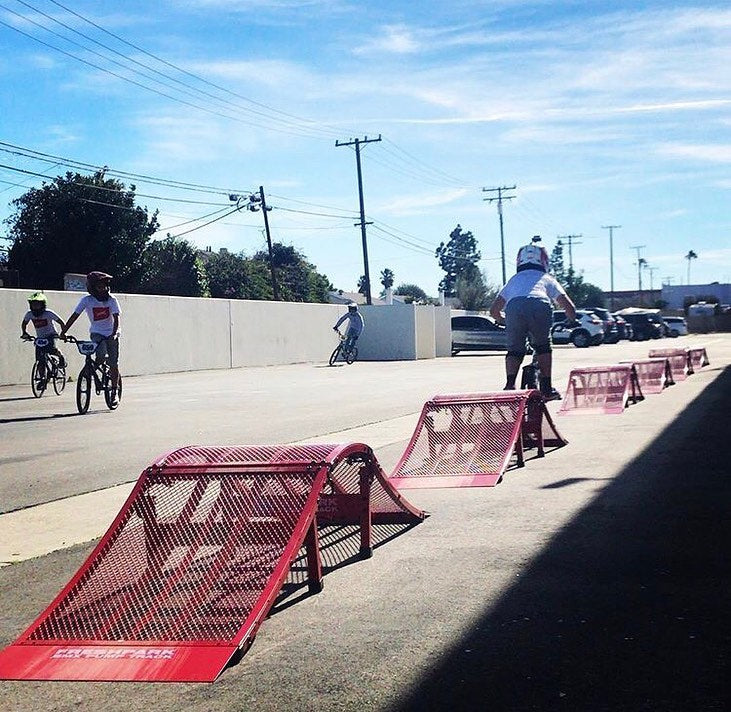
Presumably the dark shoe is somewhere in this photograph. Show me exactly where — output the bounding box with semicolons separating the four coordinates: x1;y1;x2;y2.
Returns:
58;356;66;368
541;387;562;402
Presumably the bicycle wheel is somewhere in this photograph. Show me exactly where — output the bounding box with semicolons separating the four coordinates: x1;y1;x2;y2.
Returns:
104;372;121;410
329;344;343;366
51;358;67;395
345;346;358;365
31;361;46;398
76;365;92;414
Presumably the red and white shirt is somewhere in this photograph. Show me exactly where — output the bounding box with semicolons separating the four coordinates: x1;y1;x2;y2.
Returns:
23;309;62;337
73;295;121;337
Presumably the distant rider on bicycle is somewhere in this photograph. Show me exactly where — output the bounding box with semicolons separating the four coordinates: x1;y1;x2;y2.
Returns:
21;291;67;378
333;302;364;353
61;271;121;393
489;237;576;401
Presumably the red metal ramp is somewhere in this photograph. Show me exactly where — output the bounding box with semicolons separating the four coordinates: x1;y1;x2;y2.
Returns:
687;346;710;370
558;365;644;415
388;390;567;489
620;358;675;394
648;348;693;380
0;444;423;683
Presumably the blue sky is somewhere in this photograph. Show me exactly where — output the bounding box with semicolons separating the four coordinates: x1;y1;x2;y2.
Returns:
1;0;730;295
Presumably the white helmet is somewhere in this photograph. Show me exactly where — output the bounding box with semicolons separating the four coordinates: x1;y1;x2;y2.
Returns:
348;302;358;312
516;236;549;272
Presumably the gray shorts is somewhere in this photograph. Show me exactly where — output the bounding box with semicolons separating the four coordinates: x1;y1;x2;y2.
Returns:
505;297;552;353
91;333;119;368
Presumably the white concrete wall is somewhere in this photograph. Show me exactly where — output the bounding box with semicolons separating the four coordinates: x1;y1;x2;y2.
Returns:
434;305;452;357
0;289;450;385
414;305;435;360
356;304;416;360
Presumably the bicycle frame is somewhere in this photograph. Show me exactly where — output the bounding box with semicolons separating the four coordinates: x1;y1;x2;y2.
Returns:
23;335;66;397
64;335;122;414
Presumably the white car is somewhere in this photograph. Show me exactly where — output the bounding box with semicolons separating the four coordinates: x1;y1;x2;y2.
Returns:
551;309;605;348
451;314;508;355
662;316;688;337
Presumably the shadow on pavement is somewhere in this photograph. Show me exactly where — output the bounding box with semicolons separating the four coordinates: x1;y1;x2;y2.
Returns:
392;367;730;712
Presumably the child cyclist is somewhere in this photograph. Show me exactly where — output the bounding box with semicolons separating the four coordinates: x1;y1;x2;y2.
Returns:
21;292;67;381
333;302;364;352
489;237;576;401
61;271;121;399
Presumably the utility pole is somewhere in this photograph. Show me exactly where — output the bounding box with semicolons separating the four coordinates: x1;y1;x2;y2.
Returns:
483;185;516;284
602;225;621;311
230;188;279;301
557;234;583;271
648;266;658;292
630;245;647;305
336;135;382;304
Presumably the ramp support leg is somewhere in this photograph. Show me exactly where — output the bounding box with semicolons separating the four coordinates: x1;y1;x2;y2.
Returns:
359;464;373;559
305;516;323;594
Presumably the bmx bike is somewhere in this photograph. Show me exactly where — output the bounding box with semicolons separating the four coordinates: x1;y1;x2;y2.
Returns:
64;335;123;414
329;330;358;366
22;334;67;397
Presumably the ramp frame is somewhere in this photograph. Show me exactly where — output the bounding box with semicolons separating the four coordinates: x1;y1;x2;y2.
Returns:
620;358;674;394
388;390;567;489
648;347;693;380
558;364;644;415
0;444;423;683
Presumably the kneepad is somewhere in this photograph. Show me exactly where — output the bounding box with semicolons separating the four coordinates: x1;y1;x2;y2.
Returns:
533;342;552;355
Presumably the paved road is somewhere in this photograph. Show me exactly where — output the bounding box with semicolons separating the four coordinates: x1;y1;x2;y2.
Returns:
0;334;728;711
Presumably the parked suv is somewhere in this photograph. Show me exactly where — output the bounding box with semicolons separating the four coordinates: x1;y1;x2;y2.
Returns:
662;316;688;337
551;309;604;348
590;307;620;344
451;314;507;355
620;311;665;340
612;313;632;340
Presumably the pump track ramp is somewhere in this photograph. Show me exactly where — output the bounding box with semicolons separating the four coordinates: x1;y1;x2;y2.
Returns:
0;390;565;683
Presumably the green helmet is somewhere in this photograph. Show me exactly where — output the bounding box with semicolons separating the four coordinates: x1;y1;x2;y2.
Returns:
28;291;47;304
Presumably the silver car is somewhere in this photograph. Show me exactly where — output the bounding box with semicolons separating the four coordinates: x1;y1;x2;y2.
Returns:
451;315;507;355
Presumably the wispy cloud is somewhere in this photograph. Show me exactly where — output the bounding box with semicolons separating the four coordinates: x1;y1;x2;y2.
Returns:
657;144;731;164
376;188;469;216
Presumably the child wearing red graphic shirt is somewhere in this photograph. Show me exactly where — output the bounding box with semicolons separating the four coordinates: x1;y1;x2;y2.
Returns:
61;272;121;392
21;291;67;376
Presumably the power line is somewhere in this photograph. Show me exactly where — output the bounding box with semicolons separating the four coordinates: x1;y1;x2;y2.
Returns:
483;185;516;283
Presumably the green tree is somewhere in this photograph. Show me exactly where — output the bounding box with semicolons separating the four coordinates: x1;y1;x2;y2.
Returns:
435;224;481;296
205;249;270;300
357;274;369;296
137;236;209;297
394;283;428;303
455;270;499;311
5;170;158;290
253;243;332;302
380;268;394;290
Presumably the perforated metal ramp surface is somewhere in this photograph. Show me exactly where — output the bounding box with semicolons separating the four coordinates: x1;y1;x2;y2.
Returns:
558;365;644;415
620;358;675;394
648;348;693;381
388;390;566;489
0;444;423;682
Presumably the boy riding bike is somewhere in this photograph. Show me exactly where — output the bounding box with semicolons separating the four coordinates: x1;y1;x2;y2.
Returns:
61;271;121;400
489;236;576;401
333;302;364;352
20;292;67;381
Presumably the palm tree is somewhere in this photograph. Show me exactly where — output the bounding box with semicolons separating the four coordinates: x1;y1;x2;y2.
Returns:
685;250;698;284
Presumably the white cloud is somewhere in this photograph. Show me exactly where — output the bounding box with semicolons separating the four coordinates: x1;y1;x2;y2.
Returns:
376;188;469;216
657;144;731;164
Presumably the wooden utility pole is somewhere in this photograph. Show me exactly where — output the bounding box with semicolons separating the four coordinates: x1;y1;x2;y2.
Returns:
557;234;583;271
336;135;381;304
258;186;279;301
630;245;647;305
483;185;516;284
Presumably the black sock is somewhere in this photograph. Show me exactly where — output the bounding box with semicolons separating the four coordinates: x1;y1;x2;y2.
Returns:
505;374;517;389
539;375;552;392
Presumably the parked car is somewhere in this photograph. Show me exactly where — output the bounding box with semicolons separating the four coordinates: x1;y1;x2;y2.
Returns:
620;311;665;340
451;315;507;355
551;309;604;348
662;316;688;337
590;307;620;343
612;313;632;340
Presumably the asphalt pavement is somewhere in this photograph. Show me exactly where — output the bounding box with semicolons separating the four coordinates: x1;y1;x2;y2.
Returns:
0;334;728;711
